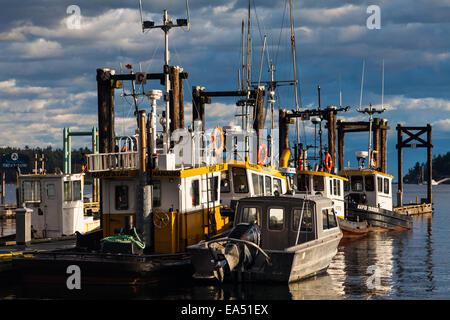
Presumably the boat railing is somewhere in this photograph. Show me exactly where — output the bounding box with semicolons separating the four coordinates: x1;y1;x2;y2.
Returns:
86;151;139;172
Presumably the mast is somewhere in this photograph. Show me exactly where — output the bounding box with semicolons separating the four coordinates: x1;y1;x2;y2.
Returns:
289;0;300;146
141;9;189;154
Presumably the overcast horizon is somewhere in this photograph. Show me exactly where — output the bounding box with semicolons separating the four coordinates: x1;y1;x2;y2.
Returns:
0;0;449;174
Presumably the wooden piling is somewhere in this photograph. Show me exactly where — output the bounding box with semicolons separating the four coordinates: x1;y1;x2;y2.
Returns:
253;86;265;146
96;68;115;153
279;109;290;159
381;119;388;173
326;107;337;171
192;86;206;131
397;123;403;207
138;110;147;174
427;124;433;204
170;66;182;133
337;120;345;172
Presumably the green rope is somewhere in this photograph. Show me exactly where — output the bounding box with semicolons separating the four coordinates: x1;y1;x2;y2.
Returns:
101;227;146;250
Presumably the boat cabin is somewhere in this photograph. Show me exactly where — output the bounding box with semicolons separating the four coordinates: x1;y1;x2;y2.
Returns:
233;195;340;250
339;169;393;211
294;170;347;220
88;144;230;254
18;173;99;238
219;161;287;216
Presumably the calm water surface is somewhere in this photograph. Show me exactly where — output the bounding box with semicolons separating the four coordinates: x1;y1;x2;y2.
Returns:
1;184;449;299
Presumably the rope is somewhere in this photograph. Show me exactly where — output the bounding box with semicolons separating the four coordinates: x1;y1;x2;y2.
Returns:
100;227;146;250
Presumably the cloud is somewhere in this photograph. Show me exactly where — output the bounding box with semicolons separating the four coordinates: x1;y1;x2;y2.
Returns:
9;38;64;59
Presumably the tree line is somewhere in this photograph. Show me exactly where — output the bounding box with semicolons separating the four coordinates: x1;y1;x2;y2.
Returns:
1;146;91;184
404;151;450;184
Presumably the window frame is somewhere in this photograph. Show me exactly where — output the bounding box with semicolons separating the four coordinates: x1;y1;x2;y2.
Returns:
267;206;285;231
232;167;249;193
240;206;261;225
292;206;313;232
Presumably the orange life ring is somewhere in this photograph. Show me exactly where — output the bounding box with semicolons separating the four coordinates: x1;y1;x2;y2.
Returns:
121;144;129;152
325;153;333;173
257;144;268;166
211;126;224;156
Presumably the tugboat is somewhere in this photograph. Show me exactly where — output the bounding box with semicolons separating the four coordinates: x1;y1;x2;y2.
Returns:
188;194;342;283
339;105;412;231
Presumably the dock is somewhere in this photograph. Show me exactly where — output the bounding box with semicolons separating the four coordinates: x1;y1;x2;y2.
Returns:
394;202;433;216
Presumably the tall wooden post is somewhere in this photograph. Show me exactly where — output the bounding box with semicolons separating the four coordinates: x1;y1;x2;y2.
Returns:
397;124;403;207
97;68;115;153
1;171;5;205
337;120;345;172
279;109;290;160
170;66;181;133
253;86;265;147
138;110;147;174
192;86;206;131
326;107;337;172
372;118;381;170
381;119;388;173
179;70;185;129
427;124;433;204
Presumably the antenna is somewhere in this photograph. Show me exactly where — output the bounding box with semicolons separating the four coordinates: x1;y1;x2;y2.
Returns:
186;0;191;31
138;0;144;33
339;73;342;107
359;59;365;111
381;58;384;110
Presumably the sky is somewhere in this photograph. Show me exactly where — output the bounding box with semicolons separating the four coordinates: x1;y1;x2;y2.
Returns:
0;0;449;176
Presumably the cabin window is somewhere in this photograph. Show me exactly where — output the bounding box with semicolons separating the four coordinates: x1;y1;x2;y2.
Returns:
220;170;230;193
265;176;272;195
208;176;219;202
252;173;264;196
46;184;56;199
384;178;390;194
63;181;82;201
268;208;284;231
73;181;82;201
330;180;333;195
313;176;324;192
333;179;338;195
297;174;310;192
232;167;248;193
241;207;260;225
115;185;129;210
23;181;41;202
377;177;383;192
153;181;161;207
273;178;282;194
365;176;375;191
192;179;200;206
322;208;338;230
351;176;363;192
328;209;338;228
337;180;341;196
64;181;72;201
292;207;313;232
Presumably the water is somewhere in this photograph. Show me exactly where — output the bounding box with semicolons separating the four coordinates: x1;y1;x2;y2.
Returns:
1;184;449;299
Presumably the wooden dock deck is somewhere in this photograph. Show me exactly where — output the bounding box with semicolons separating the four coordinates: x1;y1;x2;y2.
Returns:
394;202;433;216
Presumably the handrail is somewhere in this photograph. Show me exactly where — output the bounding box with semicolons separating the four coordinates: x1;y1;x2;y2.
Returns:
86;151;139;172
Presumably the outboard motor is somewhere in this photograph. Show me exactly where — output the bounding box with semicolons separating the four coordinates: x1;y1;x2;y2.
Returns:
209;223;263;282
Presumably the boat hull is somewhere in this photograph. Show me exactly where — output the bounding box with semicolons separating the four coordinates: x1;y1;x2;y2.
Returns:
189;231;342;283
338;218;372;239
346;203;412;230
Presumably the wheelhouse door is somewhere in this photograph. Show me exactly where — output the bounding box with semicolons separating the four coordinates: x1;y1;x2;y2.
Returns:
262;206;289;250
43;180;61;232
